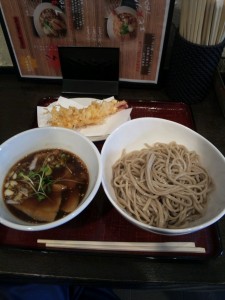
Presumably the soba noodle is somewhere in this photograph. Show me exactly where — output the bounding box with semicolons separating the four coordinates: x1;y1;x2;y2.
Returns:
112;142;213;229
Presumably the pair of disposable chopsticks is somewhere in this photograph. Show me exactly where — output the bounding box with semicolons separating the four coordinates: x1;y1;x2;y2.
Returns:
179;0;225;45
37;240;206;253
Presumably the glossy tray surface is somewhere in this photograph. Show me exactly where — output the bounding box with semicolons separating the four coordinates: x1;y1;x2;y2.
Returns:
0;99;222;259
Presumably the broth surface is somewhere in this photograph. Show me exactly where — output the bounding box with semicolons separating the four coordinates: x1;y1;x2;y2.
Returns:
3;149;89;223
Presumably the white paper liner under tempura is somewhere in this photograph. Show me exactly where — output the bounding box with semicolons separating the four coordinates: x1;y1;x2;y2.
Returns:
37;96;132;141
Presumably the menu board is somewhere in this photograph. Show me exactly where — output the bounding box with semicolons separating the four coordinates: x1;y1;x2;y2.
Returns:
0;0;174;84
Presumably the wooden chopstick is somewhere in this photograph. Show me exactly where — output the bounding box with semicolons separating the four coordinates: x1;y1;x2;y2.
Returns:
216;0;225;43
179;0;188;38
209;0;224;45
196;0;207;44
180;0;225;45
201;0;213;44
37;240;206;253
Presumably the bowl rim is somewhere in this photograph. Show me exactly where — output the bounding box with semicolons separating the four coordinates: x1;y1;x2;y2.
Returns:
101;117;225;235
0;127;103;231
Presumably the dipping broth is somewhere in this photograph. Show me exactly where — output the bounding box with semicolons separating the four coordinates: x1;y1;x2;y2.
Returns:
3;149;89;224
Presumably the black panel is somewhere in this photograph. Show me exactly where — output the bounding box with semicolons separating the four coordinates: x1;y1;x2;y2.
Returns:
58;46;119;96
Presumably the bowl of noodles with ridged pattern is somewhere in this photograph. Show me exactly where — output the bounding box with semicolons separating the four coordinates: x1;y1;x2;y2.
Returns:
101;118;225;235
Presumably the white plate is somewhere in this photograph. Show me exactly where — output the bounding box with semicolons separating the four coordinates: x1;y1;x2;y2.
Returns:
89;135;109;142
107;6;138;40
69;97;99;107
58;98;108;142
37;97;132;142
33;3;66;37
69;98;131;141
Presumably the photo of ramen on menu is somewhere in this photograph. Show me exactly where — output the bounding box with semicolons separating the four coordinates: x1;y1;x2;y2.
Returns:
0;0;174;84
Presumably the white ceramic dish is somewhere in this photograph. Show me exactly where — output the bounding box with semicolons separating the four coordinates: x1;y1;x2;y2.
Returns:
101;117;225;235
33;3;66;37
0;127;102;231
107;6;137;40
37;97;131;142
63;98;109;142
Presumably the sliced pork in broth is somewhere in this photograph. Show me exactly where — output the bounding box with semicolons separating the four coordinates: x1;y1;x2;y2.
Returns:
3;149;89;223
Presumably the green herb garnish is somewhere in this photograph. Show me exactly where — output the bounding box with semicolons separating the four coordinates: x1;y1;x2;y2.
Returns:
18;163;53;201
120;24;129;35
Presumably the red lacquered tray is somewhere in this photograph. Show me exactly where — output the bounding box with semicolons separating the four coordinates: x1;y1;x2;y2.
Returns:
0;98;222;260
